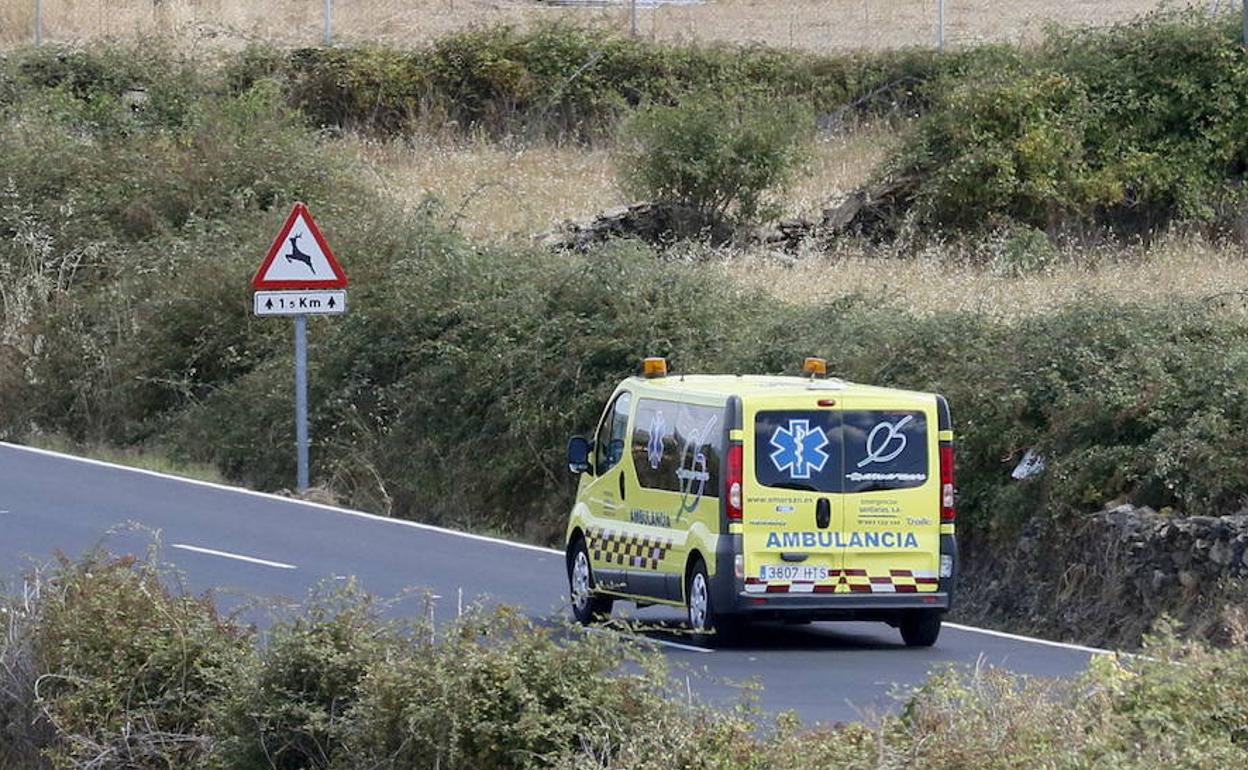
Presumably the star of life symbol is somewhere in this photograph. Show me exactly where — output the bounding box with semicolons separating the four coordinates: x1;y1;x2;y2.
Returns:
769;419;830;480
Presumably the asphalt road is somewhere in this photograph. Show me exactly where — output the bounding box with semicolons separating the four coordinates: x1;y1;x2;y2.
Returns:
0;442;1103;723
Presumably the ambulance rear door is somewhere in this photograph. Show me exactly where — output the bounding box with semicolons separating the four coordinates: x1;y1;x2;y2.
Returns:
742;396;846;596
837;393;941;596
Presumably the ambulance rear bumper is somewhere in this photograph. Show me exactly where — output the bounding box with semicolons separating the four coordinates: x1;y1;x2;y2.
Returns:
727;591;950;620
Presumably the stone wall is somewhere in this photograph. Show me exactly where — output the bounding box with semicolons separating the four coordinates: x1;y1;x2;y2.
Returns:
955;504;1248;649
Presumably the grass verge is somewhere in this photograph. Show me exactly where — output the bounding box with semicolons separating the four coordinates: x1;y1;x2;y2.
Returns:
22;433;229;485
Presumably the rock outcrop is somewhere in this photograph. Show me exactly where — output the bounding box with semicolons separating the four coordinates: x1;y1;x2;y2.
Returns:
956;504;1248;649
537;175;920;253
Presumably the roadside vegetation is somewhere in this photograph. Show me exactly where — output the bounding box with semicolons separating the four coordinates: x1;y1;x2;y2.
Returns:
3;11;1248;647
2;551;1247;770
21;434;228;485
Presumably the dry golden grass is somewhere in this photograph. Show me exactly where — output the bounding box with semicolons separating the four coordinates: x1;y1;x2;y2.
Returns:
643;0;1203;51
348;123;894;238
789;126;897;219
730;237;1248;319
0;0;1202;51
349;136;623;239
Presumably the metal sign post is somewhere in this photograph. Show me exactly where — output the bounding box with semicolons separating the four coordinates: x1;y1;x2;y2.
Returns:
325;0;333;45
34;0;43;45
294;315;310;491
252;203;348;494
937;0;946;51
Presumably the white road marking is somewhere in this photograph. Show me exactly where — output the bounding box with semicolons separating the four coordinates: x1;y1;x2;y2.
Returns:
945;622;1111;655
3;442;1112;656
585;625;712;654
171;543;297;570
636;635;713;653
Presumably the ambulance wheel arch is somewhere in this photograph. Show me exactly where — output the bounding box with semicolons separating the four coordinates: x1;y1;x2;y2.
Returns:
565;525;586;565
684;549;707;593
683;522;718;574
563;500;592;551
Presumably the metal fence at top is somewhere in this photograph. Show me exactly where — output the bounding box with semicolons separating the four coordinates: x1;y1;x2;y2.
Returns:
0;1;1213;51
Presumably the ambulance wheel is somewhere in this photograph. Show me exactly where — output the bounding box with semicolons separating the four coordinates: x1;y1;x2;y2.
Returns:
686;558;736;644
899;611;942;647
568;539;613;625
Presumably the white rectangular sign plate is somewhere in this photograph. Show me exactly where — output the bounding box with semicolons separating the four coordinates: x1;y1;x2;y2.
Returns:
254;290;347;316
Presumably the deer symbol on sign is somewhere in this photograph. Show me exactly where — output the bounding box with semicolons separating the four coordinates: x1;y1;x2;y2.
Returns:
285;234;316;273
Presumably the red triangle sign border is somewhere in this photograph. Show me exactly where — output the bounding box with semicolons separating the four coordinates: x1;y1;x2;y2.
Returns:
252;202;348;290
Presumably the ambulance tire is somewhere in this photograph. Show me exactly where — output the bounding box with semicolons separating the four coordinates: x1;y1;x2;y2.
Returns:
686;558;738;645
568;538;613;625
899;611;942;647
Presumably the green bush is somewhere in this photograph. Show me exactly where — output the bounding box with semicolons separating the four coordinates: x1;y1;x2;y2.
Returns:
875;10;1248;238
205;575;738;770
615;94;812;225
0;43;367;444
215;23;949;141
0;551;250;770
210;581;399;770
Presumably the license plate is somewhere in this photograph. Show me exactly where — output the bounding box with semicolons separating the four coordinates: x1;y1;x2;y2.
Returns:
759;565;828;582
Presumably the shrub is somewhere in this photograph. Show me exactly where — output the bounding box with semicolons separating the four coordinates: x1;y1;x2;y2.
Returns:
210;581;400;770
220;23;950;141
0;551;250;770
872;10;1248;239
615;94;813;225
208;579;741;770
338;607;714;770
0;43;366;444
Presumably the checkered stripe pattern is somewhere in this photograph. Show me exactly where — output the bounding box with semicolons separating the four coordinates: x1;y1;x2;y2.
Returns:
745;568;939;594
588;528;673;570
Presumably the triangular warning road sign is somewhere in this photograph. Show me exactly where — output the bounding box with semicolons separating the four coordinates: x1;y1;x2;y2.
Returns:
252;203;348;289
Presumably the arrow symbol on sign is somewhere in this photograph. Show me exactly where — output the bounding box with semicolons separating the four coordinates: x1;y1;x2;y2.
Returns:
327;297;336;308
265;298;274;310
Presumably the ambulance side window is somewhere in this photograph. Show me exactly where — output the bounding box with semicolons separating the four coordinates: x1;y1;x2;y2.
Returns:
631;399;721;499
596;392;633;474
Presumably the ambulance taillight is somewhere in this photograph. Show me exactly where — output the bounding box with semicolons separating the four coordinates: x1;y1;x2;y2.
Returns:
939;444;956;522
726;444;743;521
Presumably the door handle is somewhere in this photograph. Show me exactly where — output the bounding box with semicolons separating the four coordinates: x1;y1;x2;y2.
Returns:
618;472;626;501
815;498;831;529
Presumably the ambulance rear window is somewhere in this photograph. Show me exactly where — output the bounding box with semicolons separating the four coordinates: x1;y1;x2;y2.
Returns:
841;411;928;493
754;410;928;493
754;411;843;493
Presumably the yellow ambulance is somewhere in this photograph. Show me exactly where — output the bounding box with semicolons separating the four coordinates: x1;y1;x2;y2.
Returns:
564;357;956;646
